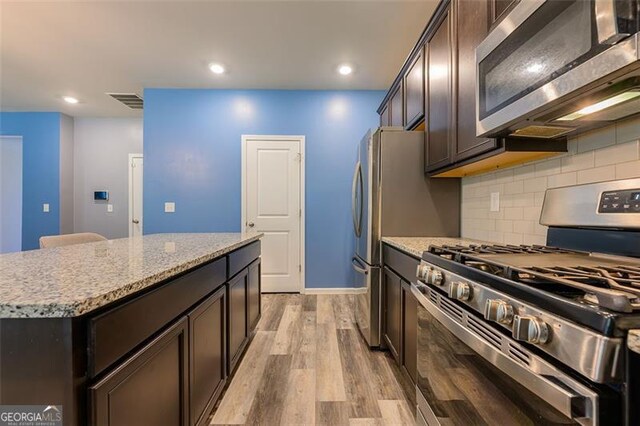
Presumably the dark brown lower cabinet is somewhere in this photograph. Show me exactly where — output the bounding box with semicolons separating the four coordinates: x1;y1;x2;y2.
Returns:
402;281;418;384
228;269;249;373
90;317;189;426
383;266;402;362
247;259;261;332
189;287;227;426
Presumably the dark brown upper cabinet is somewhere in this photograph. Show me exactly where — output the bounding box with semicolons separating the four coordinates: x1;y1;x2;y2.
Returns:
425;6;454;172
380;103;391;127
454;0;497;163
390;81;405;127
404;47;425;129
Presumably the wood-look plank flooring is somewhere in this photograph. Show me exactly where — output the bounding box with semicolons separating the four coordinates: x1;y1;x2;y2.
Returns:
210;294;416;425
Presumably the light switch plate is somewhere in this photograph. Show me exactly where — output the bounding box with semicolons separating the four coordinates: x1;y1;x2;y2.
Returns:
490;192;500;212
107;204;113;213
43;203;50;213
164;202;175;213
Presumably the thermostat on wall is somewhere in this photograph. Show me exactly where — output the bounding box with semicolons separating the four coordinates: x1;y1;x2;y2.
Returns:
94;191;109;201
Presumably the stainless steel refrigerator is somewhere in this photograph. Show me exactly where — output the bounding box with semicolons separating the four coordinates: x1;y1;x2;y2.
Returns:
351;127;460;347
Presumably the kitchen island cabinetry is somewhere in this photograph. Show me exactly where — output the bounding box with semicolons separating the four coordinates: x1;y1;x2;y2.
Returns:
0;233;262;426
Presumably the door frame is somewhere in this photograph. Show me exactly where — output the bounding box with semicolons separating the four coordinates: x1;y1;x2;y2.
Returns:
241;135;306;293
128;153;143;238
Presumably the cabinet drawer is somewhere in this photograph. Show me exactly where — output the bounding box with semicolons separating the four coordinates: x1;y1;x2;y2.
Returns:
383;244;420;284
89;258;226;378
228;241;261;279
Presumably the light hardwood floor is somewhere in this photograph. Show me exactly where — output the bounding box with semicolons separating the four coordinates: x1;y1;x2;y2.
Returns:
210;294;416;425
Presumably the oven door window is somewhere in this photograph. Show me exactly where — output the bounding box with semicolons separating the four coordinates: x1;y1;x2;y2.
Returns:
478;0;603;121
417;305;578;424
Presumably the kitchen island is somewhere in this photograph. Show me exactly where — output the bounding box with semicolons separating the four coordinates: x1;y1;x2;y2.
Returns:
0;233;262;426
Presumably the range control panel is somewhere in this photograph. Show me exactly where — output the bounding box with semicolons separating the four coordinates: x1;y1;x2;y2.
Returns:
598;189;640;213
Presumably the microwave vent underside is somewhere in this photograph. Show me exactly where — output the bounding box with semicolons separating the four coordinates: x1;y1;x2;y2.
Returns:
510;125;575;139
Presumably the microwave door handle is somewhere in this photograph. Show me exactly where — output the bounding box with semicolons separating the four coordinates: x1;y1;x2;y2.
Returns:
595;0;631;45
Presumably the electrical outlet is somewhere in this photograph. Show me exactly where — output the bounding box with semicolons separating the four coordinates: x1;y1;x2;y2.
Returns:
164;202;175;213
43;203;50;213
107;204;113;213
490;192;500;212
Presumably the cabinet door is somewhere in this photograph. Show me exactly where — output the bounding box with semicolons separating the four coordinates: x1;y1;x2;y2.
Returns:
90;317;188;426
402;281;418;385
425;7;454;172
455;0;498;162
390;82;404;127
189;287;227;426
404;47;425;129
490;0;516;26
247;259;261;332
228;269;248;373
380;103;390;127
383;267;402;363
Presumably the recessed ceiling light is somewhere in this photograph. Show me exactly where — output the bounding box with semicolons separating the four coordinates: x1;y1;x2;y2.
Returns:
209;63;225;74
63;96;79;104
338;65;353;76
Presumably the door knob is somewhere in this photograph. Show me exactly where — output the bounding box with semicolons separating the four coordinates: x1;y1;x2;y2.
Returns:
247;222;255;228
132;219;140;224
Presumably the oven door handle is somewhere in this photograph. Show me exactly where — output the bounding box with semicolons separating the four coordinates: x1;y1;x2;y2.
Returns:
595;0;631;45
410;283;599;426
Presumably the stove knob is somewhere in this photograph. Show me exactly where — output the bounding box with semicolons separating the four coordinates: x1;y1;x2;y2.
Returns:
449;282;471;301
512;315;549;344
416;264;430;281
484;299;514;324
429;270;444;286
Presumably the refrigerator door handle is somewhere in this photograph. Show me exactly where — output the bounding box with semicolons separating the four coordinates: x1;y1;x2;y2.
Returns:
351;257;368;275
351;161;363;237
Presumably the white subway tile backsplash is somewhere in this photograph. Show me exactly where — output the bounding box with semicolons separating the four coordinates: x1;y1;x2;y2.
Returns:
594;141;640;167
461;116;640;246
576;165;616;184
577;125;616;153
616;160;640;179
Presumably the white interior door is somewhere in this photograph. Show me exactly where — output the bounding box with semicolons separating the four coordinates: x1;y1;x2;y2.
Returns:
0;136;23;253
129;154;143;237
243;136;303;293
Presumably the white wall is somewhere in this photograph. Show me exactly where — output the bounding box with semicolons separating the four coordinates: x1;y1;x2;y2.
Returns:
0;136;23;253
74;118;143;239
461;116;640;244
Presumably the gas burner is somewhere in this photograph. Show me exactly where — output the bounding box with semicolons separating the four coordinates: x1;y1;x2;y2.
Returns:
427;244;640;313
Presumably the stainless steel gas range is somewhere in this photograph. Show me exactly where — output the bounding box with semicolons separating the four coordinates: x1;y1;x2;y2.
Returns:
413;178;640;426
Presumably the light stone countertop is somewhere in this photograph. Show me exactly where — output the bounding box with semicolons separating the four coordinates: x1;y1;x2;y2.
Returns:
381;236;487;258
0;232;262;319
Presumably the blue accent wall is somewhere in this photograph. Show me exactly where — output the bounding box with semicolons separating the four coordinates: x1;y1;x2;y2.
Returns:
0;112;61;250
143;89;383;288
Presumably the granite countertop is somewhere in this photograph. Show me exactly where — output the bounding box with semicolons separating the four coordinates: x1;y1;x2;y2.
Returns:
0;232;262;319
382;236;486;258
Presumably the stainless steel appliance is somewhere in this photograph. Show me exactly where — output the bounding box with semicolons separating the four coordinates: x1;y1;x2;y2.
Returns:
476;0;640;139
413;178;640;425
351;127;460;347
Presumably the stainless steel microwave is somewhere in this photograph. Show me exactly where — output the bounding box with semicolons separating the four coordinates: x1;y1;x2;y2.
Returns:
476;0;640;139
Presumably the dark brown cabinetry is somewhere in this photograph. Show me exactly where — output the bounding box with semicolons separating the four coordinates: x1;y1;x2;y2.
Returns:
402;281;418;383
390;82;404;127
247;259;261;331
380;103;391;127
425;7;454;172
454;0;497;162
490;0;516;26
404;47;425;128
91;317;189;426
383;266;402;362
189;287;227;426
228;269;249;374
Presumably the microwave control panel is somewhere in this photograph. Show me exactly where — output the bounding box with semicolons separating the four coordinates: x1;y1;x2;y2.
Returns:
598;189;640;213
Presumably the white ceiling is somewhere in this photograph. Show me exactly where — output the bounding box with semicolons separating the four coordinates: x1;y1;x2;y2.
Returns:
0;0;438;117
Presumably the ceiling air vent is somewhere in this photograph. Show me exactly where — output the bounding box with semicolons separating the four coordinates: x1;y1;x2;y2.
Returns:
107;93;143;109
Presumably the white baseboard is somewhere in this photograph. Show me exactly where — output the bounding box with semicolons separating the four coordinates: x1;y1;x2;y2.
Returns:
303;287;366;295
